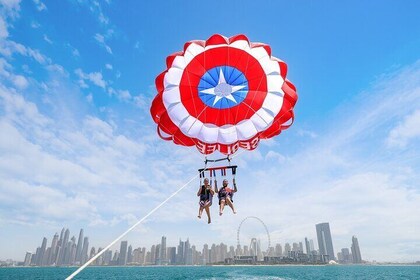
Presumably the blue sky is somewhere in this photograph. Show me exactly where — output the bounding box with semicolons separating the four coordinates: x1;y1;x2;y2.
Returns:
0;0;419;262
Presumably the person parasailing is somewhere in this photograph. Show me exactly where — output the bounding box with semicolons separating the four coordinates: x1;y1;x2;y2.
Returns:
215;178;237;216
197;177;214;224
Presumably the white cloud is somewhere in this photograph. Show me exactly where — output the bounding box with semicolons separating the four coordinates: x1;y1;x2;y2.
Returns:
264;150;286;163
0;16;8;38
86;93;93;103
0;86;49;127
107;87;132;101
0;40;51;65
30;20;40;28
72;48;80;57
0;57;11;76
86;0;109;25
117;89;131;100
11;74;27;89
32;0;46;11
98;12;108;25
0;0;21;38
45;64;66;75
64;43;80;57
0;58;29;89
387;110;420;148
94;33;105;43
133;94;148;109
88;72;106;88
105;63;112;70
0;179;96;222
94;33;112;54
75;68;106;89
43;34;52;44
0;0;21;18
297;128;317;138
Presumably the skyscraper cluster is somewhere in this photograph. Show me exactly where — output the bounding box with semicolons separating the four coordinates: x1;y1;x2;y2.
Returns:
337;235;362;264
23;228;91;267
22;222;362;266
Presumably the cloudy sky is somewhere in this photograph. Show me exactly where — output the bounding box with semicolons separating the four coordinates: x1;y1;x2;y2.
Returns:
0;0;419;262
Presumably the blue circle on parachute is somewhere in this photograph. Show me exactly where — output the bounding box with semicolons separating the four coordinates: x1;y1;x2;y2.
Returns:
198;66;249;109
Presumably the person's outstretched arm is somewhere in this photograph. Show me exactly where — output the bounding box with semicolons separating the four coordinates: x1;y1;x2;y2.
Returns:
197;186;202;196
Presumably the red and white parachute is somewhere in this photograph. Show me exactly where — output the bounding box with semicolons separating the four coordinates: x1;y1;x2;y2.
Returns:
150;34;297;155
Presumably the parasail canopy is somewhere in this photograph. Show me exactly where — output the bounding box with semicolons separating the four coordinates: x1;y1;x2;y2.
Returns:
150;34;298;155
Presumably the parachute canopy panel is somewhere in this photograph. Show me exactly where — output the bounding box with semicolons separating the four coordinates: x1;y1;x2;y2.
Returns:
150;34;298;155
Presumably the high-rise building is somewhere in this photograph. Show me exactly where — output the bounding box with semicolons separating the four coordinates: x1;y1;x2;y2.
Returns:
58;228;65;246
159;236;167;264
185;239;192;265
316;222;335;261
275;243;282;257
103;250;112;265
150;244;156;264
49;233;59;265
309;239;315;251
37;237;47;266
81;236;89;264
167;247;176;265
155;244;161;265
176;240;184;264
305;238;311;255
250;238;258;257
69;236;77;265
267;246;274;257
202;244;209;265
118;241;128;265
340;248;351;263
292;242;299;252
351;236;362;263
90;247;96;260
284;243;291;256
127;245;133;264
210;243;216;263
24;252;32;266
57;228;70;266
75;229;84;264
235;244;242;256
243;245;249;256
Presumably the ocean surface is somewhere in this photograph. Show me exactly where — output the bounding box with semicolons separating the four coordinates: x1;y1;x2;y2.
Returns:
1;265;419;280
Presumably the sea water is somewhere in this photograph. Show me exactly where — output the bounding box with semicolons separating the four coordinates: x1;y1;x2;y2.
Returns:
1;265;419;280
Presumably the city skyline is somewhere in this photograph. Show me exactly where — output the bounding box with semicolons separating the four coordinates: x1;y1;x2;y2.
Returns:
14;222;365;266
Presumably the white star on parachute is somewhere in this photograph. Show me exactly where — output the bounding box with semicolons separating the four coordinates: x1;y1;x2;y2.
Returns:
200;69;246;106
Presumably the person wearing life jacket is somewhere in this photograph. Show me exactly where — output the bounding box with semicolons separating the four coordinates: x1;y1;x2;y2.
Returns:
215;178;237;216
197;178;214;224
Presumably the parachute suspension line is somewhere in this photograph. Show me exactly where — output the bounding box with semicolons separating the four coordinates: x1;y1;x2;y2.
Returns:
66;165;216;280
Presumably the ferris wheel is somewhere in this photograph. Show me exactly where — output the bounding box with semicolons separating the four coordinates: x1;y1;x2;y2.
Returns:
236;216;271;255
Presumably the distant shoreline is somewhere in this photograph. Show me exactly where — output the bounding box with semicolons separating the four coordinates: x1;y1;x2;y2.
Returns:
2;263;420;268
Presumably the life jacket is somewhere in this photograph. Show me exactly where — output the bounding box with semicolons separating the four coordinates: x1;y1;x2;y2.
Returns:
218;187;233;199
200;185;212;201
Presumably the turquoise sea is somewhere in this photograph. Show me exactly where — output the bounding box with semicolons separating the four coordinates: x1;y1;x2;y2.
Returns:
1;265;419;280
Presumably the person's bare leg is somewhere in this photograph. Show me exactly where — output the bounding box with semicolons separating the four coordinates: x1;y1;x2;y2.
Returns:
219;200;225;215
204;206;211;224
198;206;204;218
226;198;236;214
